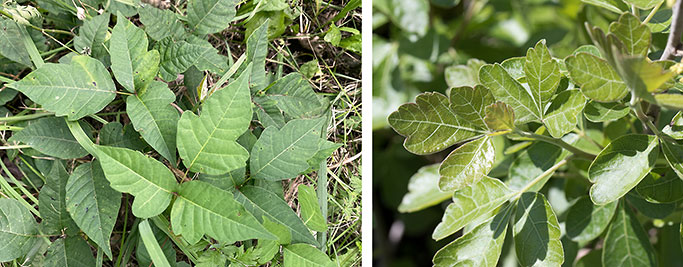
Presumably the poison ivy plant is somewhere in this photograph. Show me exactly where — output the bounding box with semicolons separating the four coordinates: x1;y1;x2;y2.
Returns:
389;2;683;266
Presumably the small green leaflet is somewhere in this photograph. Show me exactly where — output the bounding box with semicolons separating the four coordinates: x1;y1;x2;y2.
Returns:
513;192;564;267
480;64;541;124
565;52;628;102
177;71;251;175
589;134;659;205
506;140;568;192
39;161;79;235
524;40;560;114
608;13;651;56
8;55;116;120
110;13;160;93
283;244;333;267
484;101;515;131
43;237;96;267
244;22;269;92
660;140;683;180
622;0;664;9
438;136;495;191
186;0;237;35
73;14;109;59
0;198;38;262
297;184;326;232
449;85;495;130
9;117;89;159
156;38;205;81
580;0;628;13
262;73;329;119
432;176;512;241
95;145;178;218
398;164;451;213
565;196;617;243
445;59;485;88
583;101;630;122
636;172;683;203
602;202;657;267
138;6;185;41
543;90;587;138
0;18;32;67
65;161;121;258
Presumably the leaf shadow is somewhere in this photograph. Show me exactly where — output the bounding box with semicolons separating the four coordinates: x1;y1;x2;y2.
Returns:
516;192;550;263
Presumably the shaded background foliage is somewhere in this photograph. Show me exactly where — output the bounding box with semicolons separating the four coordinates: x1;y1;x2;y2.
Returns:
373;0;682;266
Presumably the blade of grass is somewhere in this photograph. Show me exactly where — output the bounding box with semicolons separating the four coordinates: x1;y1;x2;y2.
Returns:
17;23;44;69
139;219;171;267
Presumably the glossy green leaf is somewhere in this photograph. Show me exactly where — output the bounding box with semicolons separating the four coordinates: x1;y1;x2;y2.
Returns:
500;57;525;80
44;237;96;267
126;81;179;163
513;192;564;267
99;122;146;150
0;18;32;67
8;55;116;120
138;220;172;267
250;117;326;181
506;140;568;192
449;85;495;130
262;73;329;119
589;134;659;205
235;185;318;246
138;6;185;41
177;71;251;175
9;117;88;159
608;13;651;56
602;203;657;267
73;14;109;59
298;184;326;232
65;161;121;258
110;14;159;93
433;176;512;241
565;52;628;102
660;140;683;180
171;181;276;244
543;90;587;138
655;94;683;110
39;161;79;235
439;136;495;191
283;244;333;267
583;101;630;122
484;101;515;131
398;164;451;213
0;198;38;262
636;172;683;203
623;0;664;9
480;64;541;123
525;40;560;113
186;0;236;35
388;92;482;155
95;145;178;218
565;196;618;243
432;204;512;267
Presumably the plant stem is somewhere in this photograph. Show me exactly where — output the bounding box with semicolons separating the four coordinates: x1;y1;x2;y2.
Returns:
512;158;569;200
513;130;596;159
0;112;54;123
661;0;683;60
66;119;97;155
633;103;663;136
643;1;664;24
0;145;31;150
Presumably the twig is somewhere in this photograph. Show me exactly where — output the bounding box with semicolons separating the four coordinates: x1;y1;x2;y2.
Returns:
513;129;596;160
660;0;683;60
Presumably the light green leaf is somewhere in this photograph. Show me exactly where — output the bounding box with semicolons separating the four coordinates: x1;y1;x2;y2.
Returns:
138;220;172;267
485;101;515;131
126;81;179;163
8;55;116;120
250;117;326;180
9;117;89;159
171;181;276;244
324;24;341;46
581;0;628;13
565;196;618;243
235;185;318;246
138;6;185;41
110;14;159;93
614;56;674;102
156;38;204;81
95;145;178;218
663;111;683;139
636;172;683;203
525;40;560;113
263;73;329;119
185;35;229;75
480;64;541;123
583;101;630;122
244;21;269;92
445;58;486;88
65;161;121;258
623;0;664;9
262;216;292;245
589;134;659;205
433;176;512;241
388;92;482;155
660;140;683;180
433;204;513;267
298;184;326;232
500;57;525;80
626;191;676;219
39;161;79;235
98;122;146;150
513;192;564;267
543;89;587;138
449;85;495;130
609;12;651;56
0;198;38;262
177;71;251;175
137;220;176;267
655;93;683;110
186;0;236;35
565;52;628;102
44;237;96;267
0;18;32;67
398;164;451;213
439;136;495;191
73;14;109;59
602;202;657;267
283;244;333;267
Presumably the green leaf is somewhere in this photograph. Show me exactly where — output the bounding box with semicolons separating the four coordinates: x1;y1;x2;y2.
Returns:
298;184;326;232
433;204;513;267
439;136;495;191
655;94;683;110
388;92;482;155
250;117;326;181
445;59;485;88
156;38;204;81
137;220;176;267
186;0;236;35
324;24;341;46
235;185;319;246
198;167;245;191
185;35;229;75
626;191;676;219
660;140;683;180
589;134;659;205
44;237;96;267
636;172;683;203
565;196;618;243
500;57;525;80
171;181;276;244
583;101;630;122
65;161;121;258
480;64;541;123
126;80;179;163
525;40;560;113
138;220;172;267
39;161;79;235
543;89;587;138
177;71;251;175
663;111;683;139
565;52;628;102
581;0;628;13
603;202;657;267
98;122;146;150
95;145;178;218
513;192;564;267
0;198;38;262
608;13;651;56
398;164;452;213
283;244;333;267
244;21;269;92
0;18;32;67
262;73;329;119
506;140;568;192
432;176;512;241
73;14;109;59
8;55;116;120
110;14;159;93
622;0;664;9
263;216;292;244
613;56;674;102
138;6;185;41
485;101;515;131
9;117;89;159
449;85;495;130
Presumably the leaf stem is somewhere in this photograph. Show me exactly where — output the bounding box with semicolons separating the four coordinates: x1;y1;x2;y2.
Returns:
513;130;596;159
150;215;199;264
633;102;663;136
65;119;97;156
0;112;54;123
642;1;664;24
512;158;569;200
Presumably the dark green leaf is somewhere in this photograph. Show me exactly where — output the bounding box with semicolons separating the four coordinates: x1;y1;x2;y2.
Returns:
513;192;564;266
602;202;657;267
565;196;617;243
